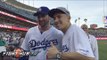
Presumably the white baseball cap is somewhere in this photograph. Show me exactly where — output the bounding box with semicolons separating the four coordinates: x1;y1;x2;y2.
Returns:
48;7;70;18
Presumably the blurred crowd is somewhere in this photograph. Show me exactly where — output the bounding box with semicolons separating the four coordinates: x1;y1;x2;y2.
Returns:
0;30;26;60
0;18;33;29
0;0;36;21
0;30;25;49
89;29;107;37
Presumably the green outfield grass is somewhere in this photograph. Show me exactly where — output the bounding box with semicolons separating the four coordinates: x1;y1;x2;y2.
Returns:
98;40;107;60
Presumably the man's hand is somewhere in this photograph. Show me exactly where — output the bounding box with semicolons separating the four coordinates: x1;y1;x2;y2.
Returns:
47;42;59;59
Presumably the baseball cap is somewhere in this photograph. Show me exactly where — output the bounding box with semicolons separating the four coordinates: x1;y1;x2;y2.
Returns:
33;6;49;16
48;7;70;18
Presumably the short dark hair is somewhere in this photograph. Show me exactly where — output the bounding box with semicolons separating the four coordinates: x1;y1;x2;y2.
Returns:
81;24;88;29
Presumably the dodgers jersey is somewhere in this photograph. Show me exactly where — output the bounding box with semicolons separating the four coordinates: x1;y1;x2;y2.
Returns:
88;34;99;60
62;24;95;58
21;26;63;60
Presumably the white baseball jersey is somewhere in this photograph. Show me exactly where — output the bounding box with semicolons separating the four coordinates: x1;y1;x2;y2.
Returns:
62;24;95;58
21;26;63;60
88;34;99;60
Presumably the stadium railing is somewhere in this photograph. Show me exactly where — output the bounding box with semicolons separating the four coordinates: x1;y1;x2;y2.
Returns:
0;1;36;21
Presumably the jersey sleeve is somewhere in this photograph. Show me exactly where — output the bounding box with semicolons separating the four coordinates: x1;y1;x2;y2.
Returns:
57;31;64;51
72;27;94;58
90;35;99;60
21;31;30;51
53;28;63;51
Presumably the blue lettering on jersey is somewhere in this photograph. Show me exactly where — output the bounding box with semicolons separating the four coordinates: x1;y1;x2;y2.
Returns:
62;45;69;52
29;39;58;50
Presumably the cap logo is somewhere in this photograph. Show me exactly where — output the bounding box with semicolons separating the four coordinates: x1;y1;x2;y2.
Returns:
38;8;42;12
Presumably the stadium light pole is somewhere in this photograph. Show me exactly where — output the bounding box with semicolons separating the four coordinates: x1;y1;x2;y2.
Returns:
103;0;106;28
33;0;34;7
78;17;80;26
84;18;87;24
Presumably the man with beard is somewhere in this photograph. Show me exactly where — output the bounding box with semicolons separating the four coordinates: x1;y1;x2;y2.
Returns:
21;6;63;60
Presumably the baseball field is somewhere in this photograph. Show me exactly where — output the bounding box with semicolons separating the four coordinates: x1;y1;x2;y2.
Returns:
98;40;107;60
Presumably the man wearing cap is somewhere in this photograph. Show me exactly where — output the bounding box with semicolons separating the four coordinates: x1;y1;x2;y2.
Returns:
47;7;95;60
21;6;63;60
81;24;99;60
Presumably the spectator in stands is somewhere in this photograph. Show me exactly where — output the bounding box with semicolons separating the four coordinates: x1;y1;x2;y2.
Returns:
0;36;6;60
0;36;6;51
81;24;99;60
18;33;25;47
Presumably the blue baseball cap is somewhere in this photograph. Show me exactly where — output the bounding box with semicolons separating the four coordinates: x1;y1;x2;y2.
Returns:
34;6;50;16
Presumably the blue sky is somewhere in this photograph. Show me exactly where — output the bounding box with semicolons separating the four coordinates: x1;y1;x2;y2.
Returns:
17;0;107;28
